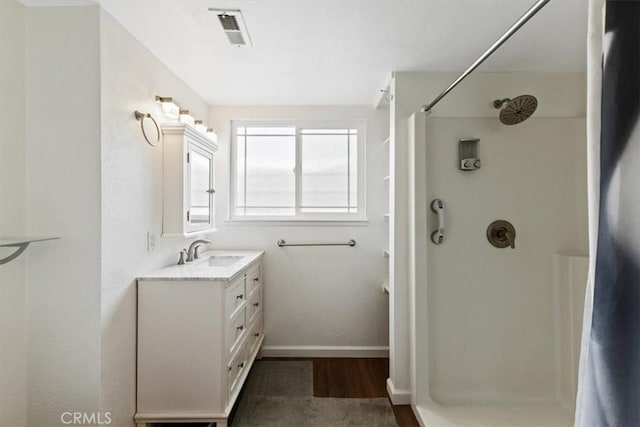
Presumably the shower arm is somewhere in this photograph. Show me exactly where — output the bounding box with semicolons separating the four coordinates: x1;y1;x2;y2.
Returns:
420;0;551;114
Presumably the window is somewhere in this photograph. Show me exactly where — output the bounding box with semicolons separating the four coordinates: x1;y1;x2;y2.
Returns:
231;120;365;221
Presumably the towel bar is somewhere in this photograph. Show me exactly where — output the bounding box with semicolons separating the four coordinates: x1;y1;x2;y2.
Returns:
277;239;356;248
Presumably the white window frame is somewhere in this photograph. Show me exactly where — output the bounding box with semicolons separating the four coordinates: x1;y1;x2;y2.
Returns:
228;119;367;224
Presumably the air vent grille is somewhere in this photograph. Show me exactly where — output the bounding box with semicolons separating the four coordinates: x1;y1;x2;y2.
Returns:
210;8;252;47
226;32;245;45
218;14;239;31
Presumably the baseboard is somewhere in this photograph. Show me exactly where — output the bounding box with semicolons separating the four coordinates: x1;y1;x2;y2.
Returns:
386;378;411;405
260;345;389;358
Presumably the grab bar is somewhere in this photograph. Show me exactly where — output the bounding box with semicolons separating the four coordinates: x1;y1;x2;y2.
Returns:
277;239;356;248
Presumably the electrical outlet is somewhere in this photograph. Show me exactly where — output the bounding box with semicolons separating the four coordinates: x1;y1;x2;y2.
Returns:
147;231;156;252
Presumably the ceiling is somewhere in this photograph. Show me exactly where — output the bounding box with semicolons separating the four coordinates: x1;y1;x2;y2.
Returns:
93;0;587;105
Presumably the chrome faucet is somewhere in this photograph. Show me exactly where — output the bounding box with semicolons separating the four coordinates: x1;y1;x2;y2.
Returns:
186;239;212;262
177;249;188;265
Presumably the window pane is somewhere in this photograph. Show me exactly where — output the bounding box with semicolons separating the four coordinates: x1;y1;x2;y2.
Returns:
349;135;358;213
233;122;362;219
244;207;295;216
236;132;296;216
301;131;357;213
246;127;295;136
235;136;246;216
301;129;355;135
300;207;350;213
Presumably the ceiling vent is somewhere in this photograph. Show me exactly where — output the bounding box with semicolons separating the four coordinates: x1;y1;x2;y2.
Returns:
209;9;252;47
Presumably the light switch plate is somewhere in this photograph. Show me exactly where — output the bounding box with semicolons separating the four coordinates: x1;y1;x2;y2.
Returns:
147;231;156;252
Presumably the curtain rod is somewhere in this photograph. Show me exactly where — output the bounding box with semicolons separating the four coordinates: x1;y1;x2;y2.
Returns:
420;0;552;114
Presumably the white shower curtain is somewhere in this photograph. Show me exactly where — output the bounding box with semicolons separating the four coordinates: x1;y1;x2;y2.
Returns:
574;0;603;425
576;1;640;425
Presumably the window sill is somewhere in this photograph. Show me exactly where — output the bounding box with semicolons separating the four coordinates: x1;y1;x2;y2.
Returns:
224;218;369;227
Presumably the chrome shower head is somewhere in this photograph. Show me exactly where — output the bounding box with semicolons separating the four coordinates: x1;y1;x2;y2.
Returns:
493;95;538;125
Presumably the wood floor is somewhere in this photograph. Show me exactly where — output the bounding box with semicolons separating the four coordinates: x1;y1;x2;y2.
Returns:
262;357;419;427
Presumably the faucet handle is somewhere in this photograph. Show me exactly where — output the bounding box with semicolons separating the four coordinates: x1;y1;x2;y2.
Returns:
178;249;187;265
505;230;515;249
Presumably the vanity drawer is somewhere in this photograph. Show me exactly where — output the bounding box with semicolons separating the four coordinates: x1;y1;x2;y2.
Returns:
225;275;246;319
226;308;246;356
247;286;262;325
227;343;248;398
247;315;263;357
246;264;261;295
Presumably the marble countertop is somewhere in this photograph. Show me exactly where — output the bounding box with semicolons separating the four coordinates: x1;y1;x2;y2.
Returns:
138;250;264;282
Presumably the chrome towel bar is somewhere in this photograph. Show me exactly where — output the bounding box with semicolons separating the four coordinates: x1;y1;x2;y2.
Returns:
277;239;356;248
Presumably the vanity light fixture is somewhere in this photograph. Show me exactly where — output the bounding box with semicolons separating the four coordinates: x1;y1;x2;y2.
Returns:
194;120;207;133
179;109;195;125
206;128;218;144
155;96;180;119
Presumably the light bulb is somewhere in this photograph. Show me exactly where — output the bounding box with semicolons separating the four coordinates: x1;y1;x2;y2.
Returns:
206;128;218;144
194;120;207;133
155;96;180;119
179;109;195;125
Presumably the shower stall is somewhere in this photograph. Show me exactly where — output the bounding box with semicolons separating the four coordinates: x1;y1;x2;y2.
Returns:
407;108;588;426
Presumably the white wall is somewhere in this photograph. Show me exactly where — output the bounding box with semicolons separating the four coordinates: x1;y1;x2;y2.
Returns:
25;5;103;427
392;71;587;397
0;2;27;426
209;105;389;356
99;9;211;427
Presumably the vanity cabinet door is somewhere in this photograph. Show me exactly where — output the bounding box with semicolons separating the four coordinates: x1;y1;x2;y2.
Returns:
187;142;215;233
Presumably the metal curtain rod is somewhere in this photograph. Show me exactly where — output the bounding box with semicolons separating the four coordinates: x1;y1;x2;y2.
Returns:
420;0;551;114
277;239;357;247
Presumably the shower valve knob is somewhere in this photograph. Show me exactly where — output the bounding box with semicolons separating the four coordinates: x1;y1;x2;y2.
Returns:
487;220;516;249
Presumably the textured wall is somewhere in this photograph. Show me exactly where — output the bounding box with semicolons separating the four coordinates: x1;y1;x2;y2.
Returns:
99;9;210;427
25;6;102;427
0;1;27;426
209;105;390;355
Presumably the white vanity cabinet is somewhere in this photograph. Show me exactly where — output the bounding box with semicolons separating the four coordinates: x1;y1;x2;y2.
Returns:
162;123;219;237
135;254;264;427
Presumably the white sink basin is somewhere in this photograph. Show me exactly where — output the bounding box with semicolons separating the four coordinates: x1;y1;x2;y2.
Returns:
208;255;244;267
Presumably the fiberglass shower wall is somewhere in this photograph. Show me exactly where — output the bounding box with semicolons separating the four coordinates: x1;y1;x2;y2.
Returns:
392;73;589;423
428;116;585;394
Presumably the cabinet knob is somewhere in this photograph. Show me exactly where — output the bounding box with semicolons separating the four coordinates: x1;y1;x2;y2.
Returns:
236;294;243;300
254;332;260;337
206;188;216;194
238;362;245;369
253;302;260;307
228;366;232;372
237;325;244;331
253;277;259;282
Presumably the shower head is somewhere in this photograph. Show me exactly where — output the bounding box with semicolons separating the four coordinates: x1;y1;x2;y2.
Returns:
493;95;538;125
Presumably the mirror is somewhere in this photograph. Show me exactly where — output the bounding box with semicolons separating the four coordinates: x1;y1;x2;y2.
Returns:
189;146;213;225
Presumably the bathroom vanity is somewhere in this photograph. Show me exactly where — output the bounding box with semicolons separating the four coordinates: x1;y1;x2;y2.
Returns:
134;251;264;427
